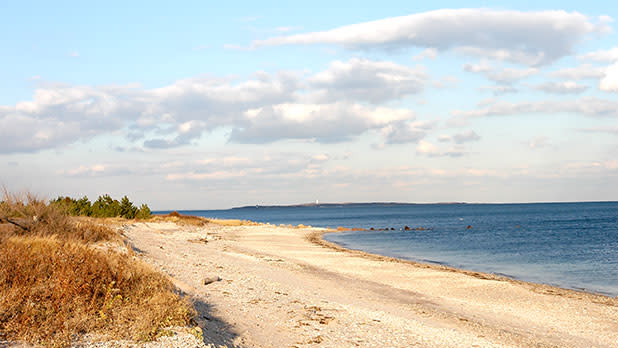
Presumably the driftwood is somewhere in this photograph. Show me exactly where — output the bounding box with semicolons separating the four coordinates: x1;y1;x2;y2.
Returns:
0;217;30;231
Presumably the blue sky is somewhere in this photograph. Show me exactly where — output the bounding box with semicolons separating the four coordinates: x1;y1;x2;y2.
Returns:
1;1;617;209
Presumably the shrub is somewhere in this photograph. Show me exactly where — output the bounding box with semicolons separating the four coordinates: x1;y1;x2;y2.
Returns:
120;196;137;219
0;236;194;346
0;191;193;347
136;204;151;220
50;194;150;219
1;192;115;243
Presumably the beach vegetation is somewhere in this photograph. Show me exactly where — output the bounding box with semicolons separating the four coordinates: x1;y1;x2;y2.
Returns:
0;192;194;347
150;211;209;226
51;194;151;219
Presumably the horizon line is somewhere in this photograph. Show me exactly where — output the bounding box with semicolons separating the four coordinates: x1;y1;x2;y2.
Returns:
152;199;618;212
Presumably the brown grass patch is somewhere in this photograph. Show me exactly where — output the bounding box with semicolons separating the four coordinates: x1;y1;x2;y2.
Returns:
0;192;116;243
150;212;209;227
150;211;259;227
0;236;194;347
0;192;195;347
209;218;259;226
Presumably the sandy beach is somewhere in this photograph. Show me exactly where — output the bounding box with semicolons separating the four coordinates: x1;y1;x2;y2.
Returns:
122;220;618;348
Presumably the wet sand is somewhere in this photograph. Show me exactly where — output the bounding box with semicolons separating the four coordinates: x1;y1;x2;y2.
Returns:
123;220;618;348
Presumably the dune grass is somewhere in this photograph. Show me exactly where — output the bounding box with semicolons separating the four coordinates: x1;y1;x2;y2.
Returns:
0;192;195;347
150;211;210;226
0;191;117;243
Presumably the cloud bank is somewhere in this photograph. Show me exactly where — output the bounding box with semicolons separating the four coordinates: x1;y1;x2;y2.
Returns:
0;59;429;154
253;9;608;66
454;97;618;118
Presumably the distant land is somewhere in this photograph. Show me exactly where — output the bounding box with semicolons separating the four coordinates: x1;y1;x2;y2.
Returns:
231;202;467;210
227;200;618;210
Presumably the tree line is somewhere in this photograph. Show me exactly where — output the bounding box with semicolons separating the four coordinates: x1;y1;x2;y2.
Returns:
51;194;151;219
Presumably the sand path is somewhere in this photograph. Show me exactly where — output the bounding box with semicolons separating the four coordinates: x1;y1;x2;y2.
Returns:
123;221;618;348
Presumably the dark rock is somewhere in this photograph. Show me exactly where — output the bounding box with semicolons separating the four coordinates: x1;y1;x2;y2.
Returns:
203;276;222;285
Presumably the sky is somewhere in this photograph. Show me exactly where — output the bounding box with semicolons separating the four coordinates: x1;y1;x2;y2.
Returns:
1;1;617;209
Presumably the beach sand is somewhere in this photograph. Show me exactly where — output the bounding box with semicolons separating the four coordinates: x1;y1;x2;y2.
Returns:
122;220;618;348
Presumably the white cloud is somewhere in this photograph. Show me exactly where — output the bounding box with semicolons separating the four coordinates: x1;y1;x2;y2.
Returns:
453;130;481;144
229;102;416;143
1;62;433;154
311;153;329;162
578;47;618;62
380;121;428;144
163;152;336;182
416;140;439;156
253;9;608;66
0;84;142;153
549;64;606;80
599;62;618;92
453;97;618;118
462;60;491;73
416;140;465;157
533;81;588;94
57;164;122;177
480;85;518;95
307;58;426;103
464;61;538;84
486;67;538;84
437;130;481;144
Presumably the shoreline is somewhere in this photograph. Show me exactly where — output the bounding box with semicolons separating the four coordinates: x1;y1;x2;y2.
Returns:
309;229;618;304
168;213;618;301
160;213;618;301
156;202;618;300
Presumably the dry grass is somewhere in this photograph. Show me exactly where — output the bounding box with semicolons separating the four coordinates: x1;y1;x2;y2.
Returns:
209;218;259;226
150;212;210;227
0;192;195;347
0;192;116;243
150;211;260;227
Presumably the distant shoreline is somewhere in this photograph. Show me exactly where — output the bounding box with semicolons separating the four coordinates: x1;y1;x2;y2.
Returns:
155;200;618;212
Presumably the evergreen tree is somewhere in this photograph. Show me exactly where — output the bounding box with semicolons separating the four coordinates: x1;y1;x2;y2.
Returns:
136;204;151;219
48;194;149;219
75;196;92;216
120;196;137;219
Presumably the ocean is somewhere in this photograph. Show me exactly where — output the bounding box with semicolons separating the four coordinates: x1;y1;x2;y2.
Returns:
157;202;618;297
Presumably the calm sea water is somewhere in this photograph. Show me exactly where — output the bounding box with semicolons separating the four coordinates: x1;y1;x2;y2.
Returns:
158;202;618;296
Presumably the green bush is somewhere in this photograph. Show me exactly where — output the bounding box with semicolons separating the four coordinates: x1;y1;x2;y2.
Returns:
50;194;150;219
136;204;151;220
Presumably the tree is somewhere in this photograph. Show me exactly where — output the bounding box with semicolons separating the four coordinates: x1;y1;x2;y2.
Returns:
75;196;92;216
120;196;137;219
135;204;151;219
48;194;149;219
